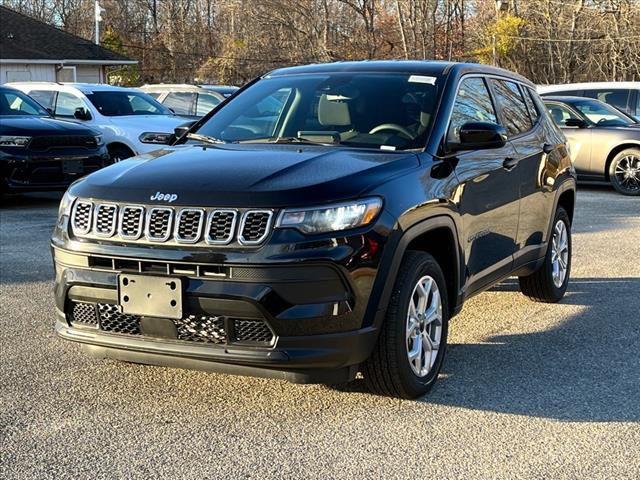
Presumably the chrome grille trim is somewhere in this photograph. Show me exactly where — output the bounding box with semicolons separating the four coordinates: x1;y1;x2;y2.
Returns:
93;203;118;237
174;208;205;244
71;200;93;236
145;207;174;242
205;209;238;245
118;205;145;240
238;210;274;245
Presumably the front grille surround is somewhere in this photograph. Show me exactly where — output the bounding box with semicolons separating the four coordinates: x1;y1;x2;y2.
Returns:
71;200;275;247
238;210;274;245
145;207;174;242
205;209;238;245
93;203;118;237
71;200;93;235
118;205;145;240
174;208;205;244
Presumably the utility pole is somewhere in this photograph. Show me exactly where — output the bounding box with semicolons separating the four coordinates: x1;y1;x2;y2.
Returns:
94;0;104;45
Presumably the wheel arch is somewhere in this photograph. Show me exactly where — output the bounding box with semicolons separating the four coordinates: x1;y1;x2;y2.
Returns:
107;141;136;159
368;215;463;331
604;142;640;182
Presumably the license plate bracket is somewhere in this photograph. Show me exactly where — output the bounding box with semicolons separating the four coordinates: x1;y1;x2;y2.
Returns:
118;274;182;319
62;159;85;174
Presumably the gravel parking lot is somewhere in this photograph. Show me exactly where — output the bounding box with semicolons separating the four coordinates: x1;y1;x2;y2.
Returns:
1;187;639;479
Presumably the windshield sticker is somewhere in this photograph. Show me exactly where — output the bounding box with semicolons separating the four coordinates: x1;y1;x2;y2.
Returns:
380;145;396;151
408;75;437;85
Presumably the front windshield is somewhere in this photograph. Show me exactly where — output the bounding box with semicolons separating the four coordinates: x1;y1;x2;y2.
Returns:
0;89;49;116
85;91;171;117
572;99;635;126
192;73;441;150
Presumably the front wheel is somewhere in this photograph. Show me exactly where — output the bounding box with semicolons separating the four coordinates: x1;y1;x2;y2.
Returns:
107;144;135;163
609;149;640;196
519;206;571;302
363;251;449;399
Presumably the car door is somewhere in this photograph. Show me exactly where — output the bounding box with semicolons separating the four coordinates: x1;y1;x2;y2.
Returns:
544;101;593;176
447;76;521;293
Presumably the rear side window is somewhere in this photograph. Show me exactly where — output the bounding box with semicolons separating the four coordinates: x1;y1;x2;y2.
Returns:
29;90;56;110
490;79;532;136
523;88;540;123
447;77;497;143
584;89;630;111
163;92;195;115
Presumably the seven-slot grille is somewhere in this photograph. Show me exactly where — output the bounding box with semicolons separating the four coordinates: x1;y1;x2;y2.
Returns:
70;200;273;246
119;206;145;239
239;211;273;245
71;201;93;235
175;209;204;243
146;208;173;241
93;204;117;236
206;210;237;244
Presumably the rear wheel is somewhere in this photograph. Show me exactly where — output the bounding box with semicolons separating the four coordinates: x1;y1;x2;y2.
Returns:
363;251;449;399
609;148;640;196
519;207;571;302
108;144;135;163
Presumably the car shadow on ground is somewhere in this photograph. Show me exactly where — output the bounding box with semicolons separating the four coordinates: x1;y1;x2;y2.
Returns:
336;277;640;422
1;192;62;208
424;277;640;422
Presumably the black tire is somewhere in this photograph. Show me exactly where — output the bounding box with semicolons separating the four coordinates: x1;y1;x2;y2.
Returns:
363;251;449;399
609;148;640;196
518;207;571;302
107;144;135;163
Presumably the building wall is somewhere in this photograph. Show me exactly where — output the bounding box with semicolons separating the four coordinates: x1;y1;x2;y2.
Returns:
1;63;55;83
75;65;102;83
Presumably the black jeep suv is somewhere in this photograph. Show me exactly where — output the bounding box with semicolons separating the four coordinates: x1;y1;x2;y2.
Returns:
52;61;576;398
1;86;109;193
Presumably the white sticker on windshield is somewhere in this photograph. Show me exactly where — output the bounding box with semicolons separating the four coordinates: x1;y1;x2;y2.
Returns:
380;145;396;151
408;75;437;85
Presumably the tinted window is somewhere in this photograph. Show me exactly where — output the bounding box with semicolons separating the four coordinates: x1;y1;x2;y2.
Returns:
86;91;170;116
196;93;222;117
55;92;86;117
447;77;497;143
194;73;440;150
162;92;195;115
0;90;49;116
523;88;540;123
29;90;56;110
584;89;630;110
545;103;581;126
490;79;532;136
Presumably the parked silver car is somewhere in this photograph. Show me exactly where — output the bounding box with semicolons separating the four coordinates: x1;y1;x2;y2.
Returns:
139;84;225;119
544;96;639;195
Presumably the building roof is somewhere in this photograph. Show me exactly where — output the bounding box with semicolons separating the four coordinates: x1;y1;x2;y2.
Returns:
0;6;136;65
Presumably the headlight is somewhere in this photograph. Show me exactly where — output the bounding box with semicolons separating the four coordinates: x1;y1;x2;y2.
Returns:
277;198;382;234
0;136;31;147
94;135;104;146
58;190;77;218
139;132;172;144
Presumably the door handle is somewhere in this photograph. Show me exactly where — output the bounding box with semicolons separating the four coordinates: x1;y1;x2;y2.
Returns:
543;143;554;154
503;157;518;170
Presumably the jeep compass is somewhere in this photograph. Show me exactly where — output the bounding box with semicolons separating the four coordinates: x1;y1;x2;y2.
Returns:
52;61;576;398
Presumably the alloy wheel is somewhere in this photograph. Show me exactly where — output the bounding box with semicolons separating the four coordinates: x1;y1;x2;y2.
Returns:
614;154;640;194
406;275;443;377
551;219;569;288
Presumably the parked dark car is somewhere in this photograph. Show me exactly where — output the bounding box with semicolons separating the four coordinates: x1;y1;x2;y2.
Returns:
544;96;640;195
52;61;576;398
1;86;109;193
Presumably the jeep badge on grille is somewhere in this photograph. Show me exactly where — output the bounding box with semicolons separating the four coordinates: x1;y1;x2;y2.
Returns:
150;191;178;203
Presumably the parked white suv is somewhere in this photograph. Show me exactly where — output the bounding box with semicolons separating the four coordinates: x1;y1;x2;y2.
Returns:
8;83;187;161
538;82;639;120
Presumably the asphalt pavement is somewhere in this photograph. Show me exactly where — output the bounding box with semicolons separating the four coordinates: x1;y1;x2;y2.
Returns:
1;186;639;479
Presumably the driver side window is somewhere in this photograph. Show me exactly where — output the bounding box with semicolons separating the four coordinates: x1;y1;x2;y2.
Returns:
447;77;497;143
546;104;580;127
55;92;86;118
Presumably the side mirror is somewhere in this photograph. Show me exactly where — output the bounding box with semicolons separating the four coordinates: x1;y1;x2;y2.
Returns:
174;120;197;140
450;122;507;151
73;107;92;121
564;118;587;128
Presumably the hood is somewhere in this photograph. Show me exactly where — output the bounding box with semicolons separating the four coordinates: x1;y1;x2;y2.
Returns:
0;116;98;136
107;114;186;133
71;144;420;207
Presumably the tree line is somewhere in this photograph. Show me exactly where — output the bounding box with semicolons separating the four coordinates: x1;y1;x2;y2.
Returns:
3;0;639;86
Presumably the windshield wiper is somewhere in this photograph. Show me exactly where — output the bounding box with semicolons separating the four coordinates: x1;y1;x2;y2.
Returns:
238;136;338;146
186;133;228;145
